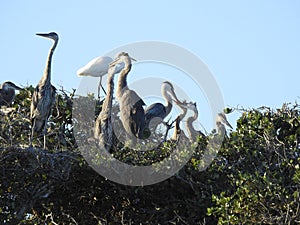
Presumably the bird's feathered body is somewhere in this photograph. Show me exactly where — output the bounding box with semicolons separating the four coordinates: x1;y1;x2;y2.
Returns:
144;81;179;130
94;65;117;150
30;32;58;148
30;84;56;133
216;112;232;136
178;101;205;141
144;103;167;123
0;81;23;106
171;101;188;142
77;56;124;98
113;52;146;139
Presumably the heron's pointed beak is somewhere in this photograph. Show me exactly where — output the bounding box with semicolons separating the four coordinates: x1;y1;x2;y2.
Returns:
9;83;23;90
109;58;120;67
130;57;136;62
36;33;49;38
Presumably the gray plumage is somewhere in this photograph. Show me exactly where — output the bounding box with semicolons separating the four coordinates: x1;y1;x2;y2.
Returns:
170;100;188;142
145;81;180;131
94;64;117;150
216;112;232;136
0;81;23;106
30;32;59;149
112;52;146;139
178;101;205;141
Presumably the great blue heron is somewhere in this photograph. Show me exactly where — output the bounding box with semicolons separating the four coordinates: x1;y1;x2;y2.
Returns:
144;81;180;132
216;112;233;136
0;81;23;106
170;100;188;142
77;56;124;99
177;101;205;141
94;63;118;150
110;52;146;139
30;32;59;149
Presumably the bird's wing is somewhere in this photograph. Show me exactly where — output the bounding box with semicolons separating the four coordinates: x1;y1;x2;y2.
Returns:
77;56;113;77
30;86;39;119
144;103;166;121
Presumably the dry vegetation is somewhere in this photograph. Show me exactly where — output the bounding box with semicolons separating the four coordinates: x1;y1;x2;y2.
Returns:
0;87;300;224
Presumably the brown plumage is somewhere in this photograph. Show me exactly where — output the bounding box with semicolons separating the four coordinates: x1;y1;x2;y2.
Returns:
112;52;146;140
94;64;117;151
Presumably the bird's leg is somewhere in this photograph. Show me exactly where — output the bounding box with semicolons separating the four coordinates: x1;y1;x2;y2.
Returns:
43;119;47;149
29;119;36;147
162;118;175;142
97;76;107;99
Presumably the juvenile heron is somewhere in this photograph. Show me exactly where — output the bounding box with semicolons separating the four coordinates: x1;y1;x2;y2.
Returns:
111;52;146;139
177;101;205;141
77;56;124;99
216;112;233;136
30;32;58;149
144;81;180;132
170;100;188;142
0;81;23;106
94;63;119;151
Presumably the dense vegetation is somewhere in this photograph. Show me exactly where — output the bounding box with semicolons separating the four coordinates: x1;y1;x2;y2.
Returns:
0;87;299;224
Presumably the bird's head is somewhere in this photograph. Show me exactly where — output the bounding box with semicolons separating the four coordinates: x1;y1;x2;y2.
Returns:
1;81;23;91
177;100;198;113
110;52;136;67
162;81;181;104
216;112;233;129
36;32;59;41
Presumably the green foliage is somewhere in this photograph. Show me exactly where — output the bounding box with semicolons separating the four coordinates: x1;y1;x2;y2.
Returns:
1;88;300;224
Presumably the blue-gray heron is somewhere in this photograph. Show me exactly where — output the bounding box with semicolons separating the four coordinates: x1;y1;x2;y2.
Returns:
30;32;58;149
110;52;146;139
94;62;119;150
0;81;23;106
144;81;180;132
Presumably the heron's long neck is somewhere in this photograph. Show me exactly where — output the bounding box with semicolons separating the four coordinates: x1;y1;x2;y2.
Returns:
116;59;131;99
101;72;115;114
171;108;187;140
163;90;173;117
186;110;198;140
39;39;58;87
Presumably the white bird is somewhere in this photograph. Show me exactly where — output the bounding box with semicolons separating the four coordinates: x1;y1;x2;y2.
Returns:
77;56;124;99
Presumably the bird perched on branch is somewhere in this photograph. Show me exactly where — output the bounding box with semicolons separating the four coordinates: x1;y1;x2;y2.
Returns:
77;56;124;99
0;81;23;106
111;52;146;140
144;81;180;133
30;32;59;149
177;101;205;142
94;61;119;151
215;112;233;136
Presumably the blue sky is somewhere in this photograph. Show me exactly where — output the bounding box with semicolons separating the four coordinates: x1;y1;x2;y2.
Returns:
1;1;300;131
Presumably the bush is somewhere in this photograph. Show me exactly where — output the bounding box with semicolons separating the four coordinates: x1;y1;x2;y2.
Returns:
0;87;299;224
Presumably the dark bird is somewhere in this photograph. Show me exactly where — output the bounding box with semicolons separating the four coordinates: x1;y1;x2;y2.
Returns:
30;32;59;149
111;52;146;139
144;81;180;132
0;81;23;106
94;62;119;151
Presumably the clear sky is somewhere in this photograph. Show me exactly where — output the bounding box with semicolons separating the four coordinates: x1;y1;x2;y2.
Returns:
1;1;300;131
